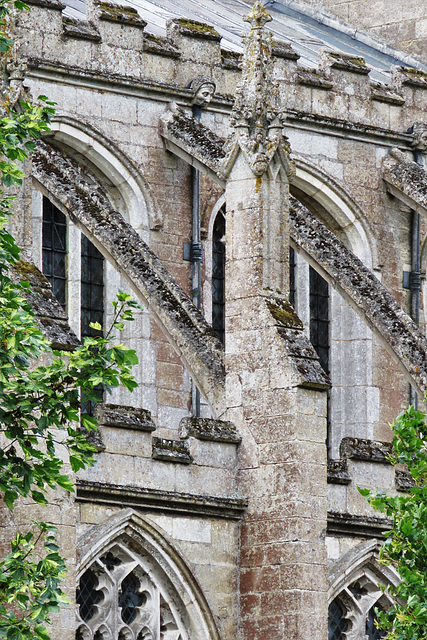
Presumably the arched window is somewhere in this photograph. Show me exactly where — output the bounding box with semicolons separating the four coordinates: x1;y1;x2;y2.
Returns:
309;265;330;375
81;234;104;339
42;197;105;335
76;544;190;640
328;598;348;640
212;208;225;343
289;247;377;459
328;576;389;639
42;197;67;307
42;197;105;414
76;511;220;640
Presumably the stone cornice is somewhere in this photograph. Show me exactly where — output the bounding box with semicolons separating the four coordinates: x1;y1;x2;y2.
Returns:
76;480;248;519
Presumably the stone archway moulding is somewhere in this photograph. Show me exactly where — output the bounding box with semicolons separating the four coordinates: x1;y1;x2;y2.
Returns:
328;539;399;603
77;509;220;640
47;116;161;235
291;156;376;268
290;197;427;398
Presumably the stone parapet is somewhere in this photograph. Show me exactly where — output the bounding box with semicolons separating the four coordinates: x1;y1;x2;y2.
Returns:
12;0;427;134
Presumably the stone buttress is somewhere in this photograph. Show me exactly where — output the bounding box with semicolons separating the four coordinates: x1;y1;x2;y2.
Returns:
221;5;330;638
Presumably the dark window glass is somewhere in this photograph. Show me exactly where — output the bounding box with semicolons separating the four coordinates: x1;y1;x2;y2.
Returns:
80;234;104;417
328;598;348;640
309;266;329;374
119;573;145;625
212;209;225;344
81;234;104;338
76;569;102;623
289;246;296;307
366;606;386;639
42;197;67;307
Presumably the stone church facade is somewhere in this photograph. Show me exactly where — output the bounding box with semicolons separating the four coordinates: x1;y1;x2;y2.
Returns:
4;0;427;638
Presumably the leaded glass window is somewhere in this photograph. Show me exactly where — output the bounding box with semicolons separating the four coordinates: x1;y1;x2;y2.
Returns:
42;197;67;307
76;544;187;640
80;234;104;416
328;598;348;640
81;234;104;339
77;569;103;623
309;266;329;374
366;606;385;639
212;209;225;343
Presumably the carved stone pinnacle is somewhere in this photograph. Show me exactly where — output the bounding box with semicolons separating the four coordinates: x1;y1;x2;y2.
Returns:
243;1;272;29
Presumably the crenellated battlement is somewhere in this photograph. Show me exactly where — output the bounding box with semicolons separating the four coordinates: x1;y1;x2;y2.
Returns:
13;0;427;137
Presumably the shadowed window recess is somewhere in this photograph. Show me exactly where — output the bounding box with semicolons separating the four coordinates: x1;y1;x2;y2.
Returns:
212;208;225;344
42;197;67;308
80;233;105;416
309;265;330;375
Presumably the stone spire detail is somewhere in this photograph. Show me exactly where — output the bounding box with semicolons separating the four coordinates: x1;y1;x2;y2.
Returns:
229;1;288;176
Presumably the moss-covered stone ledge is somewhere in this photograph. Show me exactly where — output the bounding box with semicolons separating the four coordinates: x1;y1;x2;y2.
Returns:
95;1;147;28
160;104;227;185
327;459;351;485
10;260;79;350
62;17;101;41
152;437;192;464
320;50;371;75
94;403;156;431
340;437;392;463
167;18;221;42
382;147;427;215
179;417;241;444
24;0;65;9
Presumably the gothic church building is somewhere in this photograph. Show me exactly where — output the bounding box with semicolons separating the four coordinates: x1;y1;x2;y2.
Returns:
5;0;427;637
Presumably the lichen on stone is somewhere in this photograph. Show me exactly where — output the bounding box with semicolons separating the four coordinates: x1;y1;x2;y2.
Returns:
95;0;147;27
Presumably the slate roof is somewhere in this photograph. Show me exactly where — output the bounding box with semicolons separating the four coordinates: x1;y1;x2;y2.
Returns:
63;0;427;84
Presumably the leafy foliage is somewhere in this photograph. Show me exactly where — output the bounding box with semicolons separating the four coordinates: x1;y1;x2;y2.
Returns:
0;523;69;640
359;406;427;640
0;5;140;637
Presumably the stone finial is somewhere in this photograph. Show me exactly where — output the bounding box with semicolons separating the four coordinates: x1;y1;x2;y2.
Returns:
228;2;289;176
243;0;272;29
410;122;427;151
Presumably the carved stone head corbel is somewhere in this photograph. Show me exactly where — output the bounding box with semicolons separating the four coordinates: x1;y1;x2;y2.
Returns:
188;76;216;108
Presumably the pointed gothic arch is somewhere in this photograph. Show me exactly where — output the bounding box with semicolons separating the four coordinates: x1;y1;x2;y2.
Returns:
328;540;400;639
290;156;376;268
46;116;160;237
77;510;221;640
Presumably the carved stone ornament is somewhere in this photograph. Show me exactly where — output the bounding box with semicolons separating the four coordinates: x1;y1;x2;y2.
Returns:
410;122;427;151
76;541;188;640
188;76;216;107
228;1;290;177
2;58;31;109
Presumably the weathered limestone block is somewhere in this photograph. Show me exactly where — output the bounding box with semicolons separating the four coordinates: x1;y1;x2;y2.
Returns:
94;402;156;431
152;437;192;463
167;18;222;67
179;416;241;443
10;260;79;349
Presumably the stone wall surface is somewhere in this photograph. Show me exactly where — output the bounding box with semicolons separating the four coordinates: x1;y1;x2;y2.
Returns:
5;0;427;638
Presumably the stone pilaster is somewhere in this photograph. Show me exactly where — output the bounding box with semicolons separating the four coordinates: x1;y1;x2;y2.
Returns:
223;4;329;638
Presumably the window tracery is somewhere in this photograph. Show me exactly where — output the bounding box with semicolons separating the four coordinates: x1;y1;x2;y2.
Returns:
328;575;389;640
76;542;188;640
